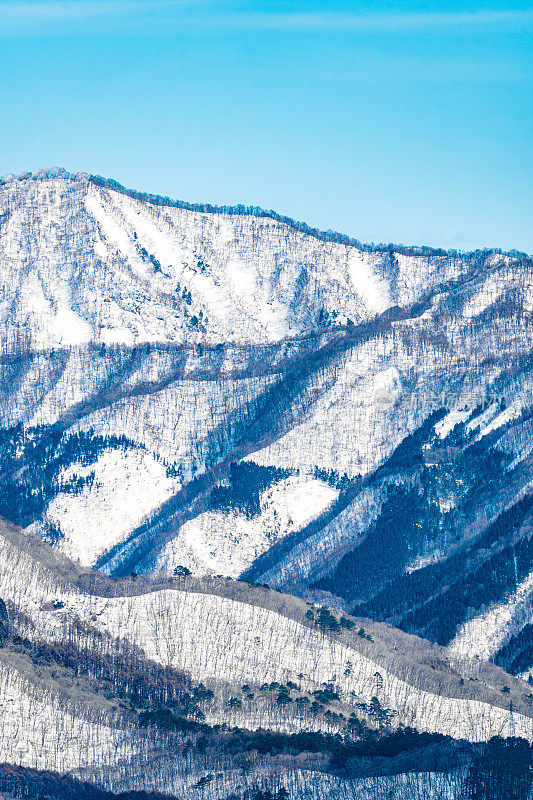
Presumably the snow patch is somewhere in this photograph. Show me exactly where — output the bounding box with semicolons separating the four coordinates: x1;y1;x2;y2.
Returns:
435;407;472;439
372;367;403;411
154;476;337;577
30;448;180;566
449;570;533;662
347;251;390;313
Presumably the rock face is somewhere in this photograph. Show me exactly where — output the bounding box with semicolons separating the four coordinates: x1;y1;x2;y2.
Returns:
1;168;532;694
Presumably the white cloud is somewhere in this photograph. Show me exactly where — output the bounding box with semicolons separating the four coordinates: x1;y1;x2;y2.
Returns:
229;9;533;31
1;3;532;31
0;0;186;24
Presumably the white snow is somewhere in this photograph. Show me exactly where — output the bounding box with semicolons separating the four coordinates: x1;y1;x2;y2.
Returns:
372;367;403;411
19;272;92;348
475;405;521;440
257;485;385;589
449;570;533;662
462;284;502;319
435;407;472;439
51;300;93;346
226;255;292;340
85;191;149;279
347;250;390;313
0;526;531;745
28;448;180;566
154;476;338;577
247;340;414;477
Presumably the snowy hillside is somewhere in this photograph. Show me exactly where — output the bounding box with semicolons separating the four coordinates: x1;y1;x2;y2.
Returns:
0;170;393;349
1;168;499;351
0;517;531;798
1;168;532;687
0;168;532;799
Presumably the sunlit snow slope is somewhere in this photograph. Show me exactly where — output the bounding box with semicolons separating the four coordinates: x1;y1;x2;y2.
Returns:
0;518;531;752
1;168;532;686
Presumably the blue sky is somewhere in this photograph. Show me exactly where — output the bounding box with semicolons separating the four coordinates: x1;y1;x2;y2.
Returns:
1;1;532;252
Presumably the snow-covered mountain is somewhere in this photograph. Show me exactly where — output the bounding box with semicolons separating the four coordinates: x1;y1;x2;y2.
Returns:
0;516;531;798
1;168;533;795
1;170;531;681
0;169;397;349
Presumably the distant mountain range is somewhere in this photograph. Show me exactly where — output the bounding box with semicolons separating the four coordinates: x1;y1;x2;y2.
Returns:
0;168;531;798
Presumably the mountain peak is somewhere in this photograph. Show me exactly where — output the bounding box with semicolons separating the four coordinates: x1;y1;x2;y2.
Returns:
2;172;529;353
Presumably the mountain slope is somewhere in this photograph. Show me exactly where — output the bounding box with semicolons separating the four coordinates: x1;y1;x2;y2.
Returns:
1;168;532;688
0;516;531;798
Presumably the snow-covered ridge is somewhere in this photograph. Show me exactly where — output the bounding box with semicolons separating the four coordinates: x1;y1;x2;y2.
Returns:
0;519;531;746
73;588;533;742
1;169;532;682
3;172;527;352
5;167;528;258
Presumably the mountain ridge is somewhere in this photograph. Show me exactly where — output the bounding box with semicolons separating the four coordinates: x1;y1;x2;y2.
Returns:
3;166;530;259
0;167;532;797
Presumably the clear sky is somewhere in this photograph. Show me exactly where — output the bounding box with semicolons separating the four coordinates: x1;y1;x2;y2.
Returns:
1;1;532;252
